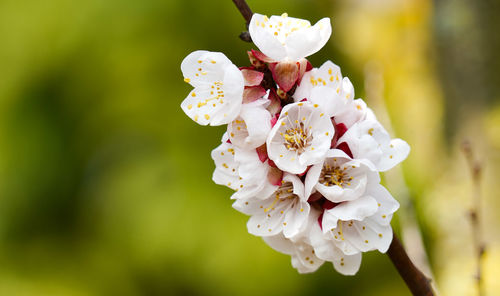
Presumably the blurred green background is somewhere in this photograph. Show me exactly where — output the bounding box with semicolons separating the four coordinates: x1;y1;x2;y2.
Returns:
0;0;499;295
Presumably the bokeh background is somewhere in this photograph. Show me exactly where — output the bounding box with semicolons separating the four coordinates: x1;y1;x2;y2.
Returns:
0;0;499;295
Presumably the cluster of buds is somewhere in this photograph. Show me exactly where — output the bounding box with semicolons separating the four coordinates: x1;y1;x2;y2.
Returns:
180;13;409;275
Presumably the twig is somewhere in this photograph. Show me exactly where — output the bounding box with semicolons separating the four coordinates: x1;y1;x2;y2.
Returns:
387;234;435;296
461;140;485;296
232;0;253;42
232;0;253;26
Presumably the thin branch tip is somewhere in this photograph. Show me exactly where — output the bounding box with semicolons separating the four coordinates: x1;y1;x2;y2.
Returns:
239;31;252;42
232;0;254;27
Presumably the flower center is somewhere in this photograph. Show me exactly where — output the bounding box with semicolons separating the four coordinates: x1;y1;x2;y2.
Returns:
319;163;353;188
282;122;311;153
264;181;297;212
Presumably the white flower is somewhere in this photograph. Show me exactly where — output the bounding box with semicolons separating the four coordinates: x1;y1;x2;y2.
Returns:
228;97;272;149
294;60;343;101
334;98;374;129
308;212;362;275
211;140;277;200
181;50;244;125
294;61;355;117
249;13;331;62
263;209;362;275
233;173;310;238
266;101;334;174
305;149;380;202
321;184;400;254
337;119;410;172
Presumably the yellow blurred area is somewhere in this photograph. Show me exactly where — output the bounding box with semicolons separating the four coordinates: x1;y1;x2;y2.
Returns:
0;0;498;295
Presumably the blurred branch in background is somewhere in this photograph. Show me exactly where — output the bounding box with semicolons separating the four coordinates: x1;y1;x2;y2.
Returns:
364;62;439;295
461;140;485;296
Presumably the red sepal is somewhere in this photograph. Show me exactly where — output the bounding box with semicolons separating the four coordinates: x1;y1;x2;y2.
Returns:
241;69;264;87
317;212;324;230
322;200;339;210
267;166;283;186
243;86;267;103
266;89;282;116
267;159;278;168
256;144;268;163
269;61;300;92
336;142;353;158
251;49;275;63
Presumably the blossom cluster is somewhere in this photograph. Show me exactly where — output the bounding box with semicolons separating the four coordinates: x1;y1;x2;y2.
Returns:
180;13;409;275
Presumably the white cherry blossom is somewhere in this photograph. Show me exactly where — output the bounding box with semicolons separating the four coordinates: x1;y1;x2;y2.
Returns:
294;61;356;117
267;101;334;174
249;13;331;62
263;209;362;275
180;12;413;277
334;98;374;129
181;50;244;125
308;212;362;275
294;60;343;101
211;140;277;200
305;149;380;202
337;119;410;172
228;97;272;149
321;184;400;255
233;173;310;238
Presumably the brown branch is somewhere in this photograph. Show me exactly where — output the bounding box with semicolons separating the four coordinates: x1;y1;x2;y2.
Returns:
387;234;435;296
232;0;253;42
461;140;485;296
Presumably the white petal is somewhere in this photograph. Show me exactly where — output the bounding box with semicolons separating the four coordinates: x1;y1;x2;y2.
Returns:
228;99;272;149
212;141;277;200
309;220;343;261
236;173;308;237
304;162;323;198
285;18;332;60
325;196;379;222
294;60;343;101
367;184;400;226
352;218;394;253
248;13;287;61
211;142;242;191
337;218;392;253
308;86;347;117
181;50;231;87
283;200;310;238
377;138;411;172
262;233;294;254
291;243;325;273
332;252;362;275
339;77;355;101
334;98;369;128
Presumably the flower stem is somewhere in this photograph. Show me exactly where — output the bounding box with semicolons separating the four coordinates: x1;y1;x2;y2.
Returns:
232;0;253;27
231;0;253;42
387;234;435;296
